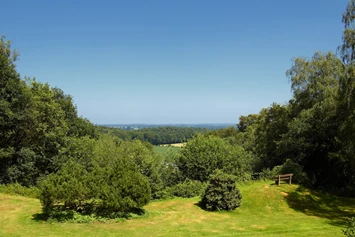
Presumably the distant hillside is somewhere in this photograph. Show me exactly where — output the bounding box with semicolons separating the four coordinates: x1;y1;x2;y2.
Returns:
100;123;236;130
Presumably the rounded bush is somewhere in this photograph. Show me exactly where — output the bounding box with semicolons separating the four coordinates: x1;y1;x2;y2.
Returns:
201;171;242;211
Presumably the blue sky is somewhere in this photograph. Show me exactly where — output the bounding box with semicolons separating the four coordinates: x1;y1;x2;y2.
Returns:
1;0;348;124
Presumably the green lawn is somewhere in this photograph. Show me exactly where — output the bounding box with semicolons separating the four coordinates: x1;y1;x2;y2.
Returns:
1;181;354;237
153;145;182;156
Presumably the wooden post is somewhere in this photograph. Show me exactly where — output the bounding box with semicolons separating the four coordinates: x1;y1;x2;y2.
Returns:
278;175;280;186
289;175;292;185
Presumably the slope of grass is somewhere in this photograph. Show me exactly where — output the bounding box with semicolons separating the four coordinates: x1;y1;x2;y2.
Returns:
1;181;355;237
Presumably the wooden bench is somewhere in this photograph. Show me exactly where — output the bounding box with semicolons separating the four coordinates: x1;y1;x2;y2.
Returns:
275;173;293;185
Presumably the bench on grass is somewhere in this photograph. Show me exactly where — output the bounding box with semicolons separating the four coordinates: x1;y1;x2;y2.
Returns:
275;173;293;185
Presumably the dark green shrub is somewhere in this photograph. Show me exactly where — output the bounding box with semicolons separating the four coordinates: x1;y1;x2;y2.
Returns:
118;140;163;200
343;217;355;237
281;159;309;185
201;171;242;211
38;135;151;217
152;180;206;199
38;160;91;212
258;165;283;180
93;157;151;213
153;188;174;200
178;134;253;182
39;157;151;215
171;180;206;198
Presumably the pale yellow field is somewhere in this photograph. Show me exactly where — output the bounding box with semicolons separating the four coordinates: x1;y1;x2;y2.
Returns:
160;143;185;147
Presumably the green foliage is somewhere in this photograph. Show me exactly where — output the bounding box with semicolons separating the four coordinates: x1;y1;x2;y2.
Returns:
281;159;309;185
257;160;308;184
39;135;152;216
6;148;40;186
153;188;174;200
36;208;144;223
258;165;283;181
118;140;163;199
0;37;98;186
178;134;253;182
226;1;355;194
255;104;290;169
0;182;39;198
201;171;242;211
339;0;355;64
160;164;183;191
237;114;259;132
279;52;344;189
43;210;103;223
97;126;207;145
343;217;355;237
238;29;355;193
93;156;151;214
170;179;206;198
39;160;90;211
205;126;246;147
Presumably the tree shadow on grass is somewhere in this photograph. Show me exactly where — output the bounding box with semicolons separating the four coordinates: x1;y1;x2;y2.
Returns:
284;186;355;227
194;200;208;211
31;207;146;223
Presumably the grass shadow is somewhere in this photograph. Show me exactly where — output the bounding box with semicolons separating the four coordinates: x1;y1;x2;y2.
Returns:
194;200;207;211
284;186;355;227
32;212;51;222
31;207;146;223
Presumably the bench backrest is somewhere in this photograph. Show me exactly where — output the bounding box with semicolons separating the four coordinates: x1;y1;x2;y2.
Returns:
274;173;293;179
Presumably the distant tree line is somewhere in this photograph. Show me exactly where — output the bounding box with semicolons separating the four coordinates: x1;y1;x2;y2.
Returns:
96;126;208;145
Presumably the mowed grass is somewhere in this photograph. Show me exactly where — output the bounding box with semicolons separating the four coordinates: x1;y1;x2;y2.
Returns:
153;145;182;156
1;181;355;237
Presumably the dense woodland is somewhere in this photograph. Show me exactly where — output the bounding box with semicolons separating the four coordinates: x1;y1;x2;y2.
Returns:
96;126;207;145
2;0;355;219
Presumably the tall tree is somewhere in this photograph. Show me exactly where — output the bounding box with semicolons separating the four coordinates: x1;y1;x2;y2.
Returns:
254;103;290;170
280;52;344;188
337;0;355;188
0;36;30;184
0;36;98;186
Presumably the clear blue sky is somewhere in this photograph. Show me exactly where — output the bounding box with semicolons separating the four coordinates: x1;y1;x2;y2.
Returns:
1;0;348;124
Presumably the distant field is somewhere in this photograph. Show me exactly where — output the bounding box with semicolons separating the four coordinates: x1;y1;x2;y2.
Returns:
160;143;185;147
153;145;182;156
1;181;355;237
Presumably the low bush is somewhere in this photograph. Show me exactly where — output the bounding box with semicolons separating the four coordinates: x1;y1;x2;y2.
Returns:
39;157;151;215
38;136;151;218
153;188;174;200
343;217;355;237
171;179;206;198
201;171;242;211
0;183;40;198
258;165;283;181
153;180;206;199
